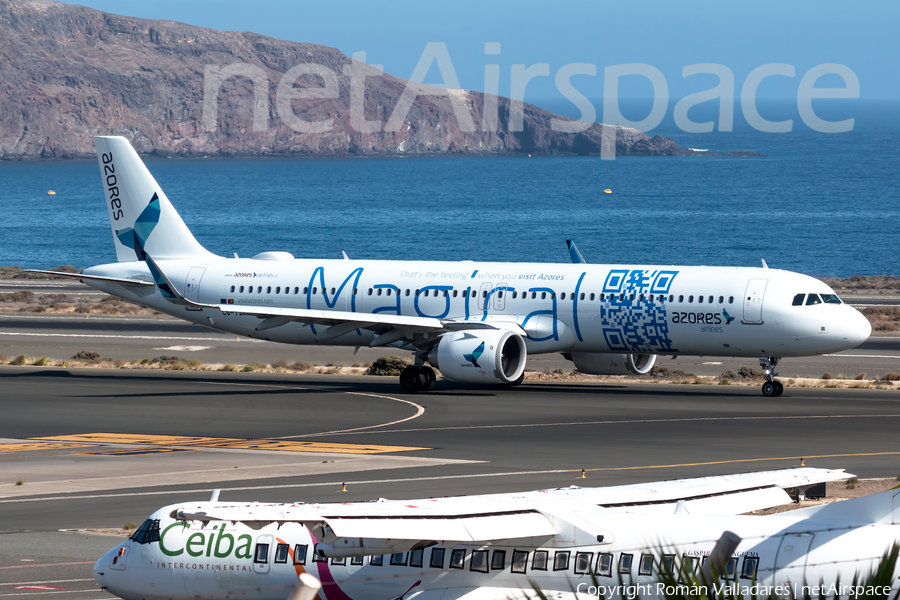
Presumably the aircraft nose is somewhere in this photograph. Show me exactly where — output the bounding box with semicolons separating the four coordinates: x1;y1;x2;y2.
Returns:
844;306;871;348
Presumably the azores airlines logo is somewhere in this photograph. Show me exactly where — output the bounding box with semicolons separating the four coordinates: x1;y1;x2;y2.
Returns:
723;309;736;325
463;342;484;368
115;193;161;261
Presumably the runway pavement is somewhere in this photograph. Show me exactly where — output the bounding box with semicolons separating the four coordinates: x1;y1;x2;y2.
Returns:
0;343;899;597
2;313;900;377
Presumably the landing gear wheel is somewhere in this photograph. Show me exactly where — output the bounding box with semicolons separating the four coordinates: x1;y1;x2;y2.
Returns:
758;356;783;398
399;366;423;393
762;381;777;397
419;366;436;391
774;381;784;396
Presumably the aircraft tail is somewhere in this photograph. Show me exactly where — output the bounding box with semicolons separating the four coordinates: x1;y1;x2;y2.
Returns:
94;136;217;263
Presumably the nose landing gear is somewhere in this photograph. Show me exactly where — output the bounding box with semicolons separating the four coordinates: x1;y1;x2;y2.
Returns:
759;356;784;397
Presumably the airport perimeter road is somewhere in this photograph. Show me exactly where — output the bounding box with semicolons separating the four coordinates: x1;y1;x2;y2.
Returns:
2;313;900;377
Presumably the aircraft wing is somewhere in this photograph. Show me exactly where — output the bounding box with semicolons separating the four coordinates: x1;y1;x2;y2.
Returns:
171;468;849;552
23;270;154;286
143;255;517;342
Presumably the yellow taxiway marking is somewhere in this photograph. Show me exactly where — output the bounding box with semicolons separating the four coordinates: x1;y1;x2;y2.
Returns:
31;433;429;454
0;442;92;453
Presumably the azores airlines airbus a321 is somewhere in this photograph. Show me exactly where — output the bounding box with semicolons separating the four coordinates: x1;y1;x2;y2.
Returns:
34;137;871;396
92;467;900;600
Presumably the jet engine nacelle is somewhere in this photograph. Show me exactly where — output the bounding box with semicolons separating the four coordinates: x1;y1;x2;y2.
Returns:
429;329;527;384
568;352;657;375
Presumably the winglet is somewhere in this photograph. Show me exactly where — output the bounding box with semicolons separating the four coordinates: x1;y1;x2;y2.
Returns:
761;259;769;269
145;255;189;304
567;240;586;264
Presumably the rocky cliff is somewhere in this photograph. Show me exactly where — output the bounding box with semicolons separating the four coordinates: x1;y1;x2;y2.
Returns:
0;0;685;159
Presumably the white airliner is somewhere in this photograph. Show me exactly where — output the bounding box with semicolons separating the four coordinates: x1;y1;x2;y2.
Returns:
93;467;900;600
34;137;871;396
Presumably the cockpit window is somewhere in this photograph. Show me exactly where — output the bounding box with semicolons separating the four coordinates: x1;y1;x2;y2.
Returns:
129;519;160;544
792;294;805;306
821;294;842;304
806;294;822;305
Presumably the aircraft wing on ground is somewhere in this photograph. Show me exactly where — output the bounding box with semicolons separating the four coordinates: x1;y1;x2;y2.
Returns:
171;468;850;551
144;255;521;344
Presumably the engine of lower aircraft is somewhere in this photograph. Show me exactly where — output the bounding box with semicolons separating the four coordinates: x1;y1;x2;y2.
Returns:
566;352;657;375
428;329;527;385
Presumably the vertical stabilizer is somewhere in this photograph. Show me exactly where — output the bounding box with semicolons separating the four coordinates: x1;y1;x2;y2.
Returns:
94;136;218;262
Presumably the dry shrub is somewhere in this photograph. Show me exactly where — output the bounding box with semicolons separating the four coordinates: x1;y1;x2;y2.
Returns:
365;356;412;376
854;372;867;380
10;354;28;366
822;372;835;380
32;357;49;366
881;372;900;381
0;290;34;302
719;378;732;385
846;477;859;490
219;364;238;372
72;350;100;362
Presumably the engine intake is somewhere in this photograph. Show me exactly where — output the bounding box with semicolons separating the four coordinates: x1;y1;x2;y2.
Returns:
429;329;527;384
567;352;657;375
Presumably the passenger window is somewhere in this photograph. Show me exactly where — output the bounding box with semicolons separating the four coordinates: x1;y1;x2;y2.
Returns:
589;293;595;301
331;557;346;565
351;556;363;565
471;290;476;298
540;292;546;300
724;557;738;579
740;556;759;580
629;294;634;301
497;291;502;299
619;553;633;574
574;552;593;574
531;292;537;299
274;543;289;564
386;289;391;296
513;291;518;299
239;286;244;293
532;550;549;570
668;294;674;302
597;553;613;577
303;287;308;294
370;555;383;566
312;287;318;294
430;547;445;568
822;294;842;304
580;293;586;300
453;290;458;298
449;549;466;569
698;295;704;304
254;543;269;564
639;294;645;301
266;286;271;294
378;288;383;296
600;293;605;301
619;294;625;301
561;292;566;300
708;295;713;303
293;544;307;565
405;289;411;296
639;554;653;576
483;290;488;298
806;294;822;305
313;550;326;563
257;286;262;293
551;292;556;300
660;554;675;574
491;550;506;570
275;286;281;294
390;552;407;566
230;285;235;293
728;296;734;304
678;295;684;302
367;288;373;295
553;551;570;571
330;287;335;295
718;295;724;304
511;550;528;574
792;293;805;306
294;287;299;294
409;548;424;568
470;550;489;573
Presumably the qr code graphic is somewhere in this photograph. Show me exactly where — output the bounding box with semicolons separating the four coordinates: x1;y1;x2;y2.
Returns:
600;269;679;353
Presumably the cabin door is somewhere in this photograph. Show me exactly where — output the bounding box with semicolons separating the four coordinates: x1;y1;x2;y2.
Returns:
774;532;814;585
184;267;206;303
743;278;768;323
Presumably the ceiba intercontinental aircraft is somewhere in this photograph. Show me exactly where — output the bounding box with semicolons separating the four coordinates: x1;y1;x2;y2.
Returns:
33;137;871;396
93;467;900;600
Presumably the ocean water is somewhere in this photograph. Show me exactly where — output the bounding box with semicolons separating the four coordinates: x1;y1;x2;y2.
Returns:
0;101;897;278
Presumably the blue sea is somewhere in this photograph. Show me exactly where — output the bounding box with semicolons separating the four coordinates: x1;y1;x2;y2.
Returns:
0;100;897;278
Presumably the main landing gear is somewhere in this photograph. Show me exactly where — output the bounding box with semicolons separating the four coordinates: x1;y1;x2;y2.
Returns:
399;365;436;393
759;356;784;397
